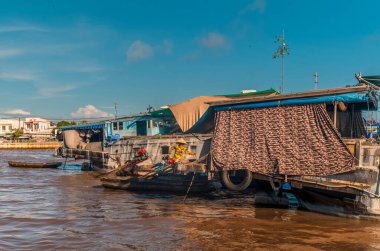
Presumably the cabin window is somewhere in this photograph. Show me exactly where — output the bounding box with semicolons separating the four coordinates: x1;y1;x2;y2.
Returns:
1;126;5;131
119;122;123;130
9;126;12;130
153;121;158;128
161;146;170;154
113;122;117;130
190;145;197;153
147;120;151;129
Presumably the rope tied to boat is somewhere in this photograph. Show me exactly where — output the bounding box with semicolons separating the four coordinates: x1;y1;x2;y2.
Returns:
63;156;68;169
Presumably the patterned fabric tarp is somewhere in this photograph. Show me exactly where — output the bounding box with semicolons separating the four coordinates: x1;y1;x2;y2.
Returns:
211;104;355;176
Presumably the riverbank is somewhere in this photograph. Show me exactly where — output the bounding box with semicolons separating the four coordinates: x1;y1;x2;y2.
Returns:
0;142;63;149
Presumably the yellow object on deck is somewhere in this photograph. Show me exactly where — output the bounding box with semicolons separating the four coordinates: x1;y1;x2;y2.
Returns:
169;144;195;163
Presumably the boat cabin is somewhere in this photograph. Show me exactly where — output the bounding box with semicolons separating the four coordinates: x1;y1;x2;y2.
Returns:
60;111;177;152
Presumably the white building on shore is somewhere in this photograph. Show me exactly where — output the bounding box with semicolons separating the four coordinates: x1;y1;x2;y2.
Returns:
0;119;22;137
0;117;54;139
23;117;54;138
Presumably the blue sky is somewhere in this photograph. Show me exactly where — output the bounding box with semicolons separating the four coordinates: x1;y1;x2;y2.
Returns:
0;0;379;120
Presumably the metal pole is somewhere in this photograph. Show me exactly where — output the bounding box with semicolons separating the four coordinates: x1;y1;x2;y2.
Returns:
333;101;338;127
314;72;318;90
281;30;285;94
281;55;284;94
114;102;118;119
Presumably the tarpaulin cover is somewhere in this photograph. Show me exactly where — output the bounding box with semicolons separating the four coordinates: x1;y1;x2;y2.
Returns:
187;92;371;133
211;104;355;176
63;130;82;148
169;89;277;132
214;92;370;112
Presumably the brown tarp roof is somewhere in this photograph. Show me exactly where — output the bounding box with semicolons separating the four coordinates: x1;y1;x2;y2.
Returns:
169;90;277;132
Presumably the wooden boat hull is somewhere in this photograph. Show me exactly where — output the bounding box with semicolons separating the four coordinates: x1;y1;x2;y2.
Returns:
101;173;218;193
8;161;62;168
253;168;380;216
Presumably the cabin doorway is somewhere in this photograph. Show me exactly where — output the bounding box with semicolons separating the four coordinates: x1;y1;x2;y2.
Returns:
136;121;147;136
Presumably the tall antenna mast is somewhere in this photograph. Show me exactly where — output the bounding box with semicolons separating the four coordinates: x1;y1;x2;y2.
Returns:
114;102;118;119
273;29;289;94
314;72;319;90
281;30;285;94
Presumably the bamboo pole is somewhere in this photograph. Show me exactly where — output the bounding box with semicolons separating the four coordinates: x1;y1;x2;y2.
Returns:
333;101;338;127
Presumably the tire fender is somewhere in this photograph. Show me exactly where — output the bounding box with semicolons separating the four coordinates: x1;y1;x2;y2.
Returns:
221;169;253;191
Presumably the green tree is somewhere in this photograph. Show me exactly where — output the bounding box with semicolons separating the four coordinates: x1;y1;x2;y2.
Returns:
56;121;76;127
12;129;23;138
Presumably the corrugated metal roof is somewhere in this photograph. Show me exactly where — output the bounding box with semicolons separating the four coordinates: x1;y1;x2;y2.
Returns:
61;122;105;131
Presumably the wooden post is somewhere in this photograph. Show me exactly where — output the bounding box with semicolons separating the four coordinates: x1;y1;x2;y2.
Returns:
333;101;338;127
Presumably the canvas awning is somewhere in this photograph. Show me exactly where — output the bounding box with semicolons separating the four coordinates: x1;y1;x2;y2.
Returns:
169;89;278;132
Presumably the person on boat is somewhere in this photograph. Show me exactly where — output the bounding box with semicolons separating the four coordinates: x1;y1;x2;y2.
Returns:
169;138;195;163
116;147;149;176
136;147;148;161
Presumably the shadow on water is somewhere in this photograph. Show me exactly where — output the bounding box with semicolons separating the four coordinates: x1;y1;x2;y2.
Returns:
1;150;380;250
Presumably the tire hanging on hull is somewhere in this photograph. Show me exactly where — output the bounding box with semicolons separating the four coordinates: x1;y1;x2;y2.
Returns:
221;169;253;191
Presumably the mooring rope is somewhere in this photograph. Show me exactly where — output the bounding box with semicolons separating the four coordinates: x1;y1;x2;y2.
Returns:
63;156;68;169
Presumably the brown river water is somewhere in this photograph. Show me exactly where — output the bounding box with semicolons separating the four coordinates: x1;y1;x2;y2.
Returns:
1;150;380;250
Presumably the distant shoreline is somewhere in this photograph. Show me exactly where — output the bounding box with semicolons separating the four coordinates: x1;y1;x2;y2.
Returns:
0;142;63;149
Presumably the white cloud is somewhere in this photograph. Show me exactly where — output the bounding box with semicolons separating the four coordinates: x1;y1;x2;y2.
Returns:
74;66;104;73
39;85;77;98
200;32;228;49
2;109;30;115
0;49;25;59
127;40;153;62
181;51;200;61
77;66;104;72
0;24;47;33
0;71;38;81
71;105;111;119
162;40;173;54
239;0;266;15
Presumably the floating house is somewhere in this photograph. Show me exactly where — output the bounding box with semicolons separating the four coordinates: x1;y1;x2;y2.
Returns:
57;80;380;215
104;113;176;138
186;83;380;215
60;111;177;151
60;88;278;151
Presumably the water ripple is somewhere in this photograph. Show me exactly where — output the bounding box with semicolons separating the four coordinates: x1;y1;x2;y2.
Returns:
0;150;380;250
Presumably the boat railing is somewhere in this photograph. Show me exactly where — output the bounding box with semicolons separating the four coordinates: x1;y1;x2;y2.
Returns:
357;142;380;169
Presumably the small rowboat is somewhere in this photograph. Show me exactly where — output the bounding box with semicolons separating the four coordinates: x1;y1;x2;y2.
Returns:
8;161;62;168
